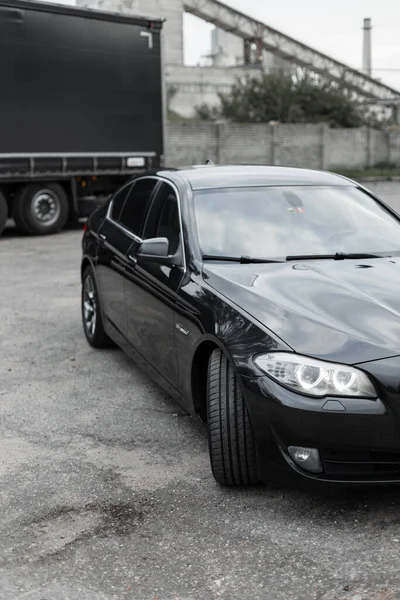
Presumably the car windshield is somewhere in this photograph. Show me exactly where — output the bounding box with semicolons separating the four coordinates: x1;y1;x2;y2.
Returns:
194;185;400;259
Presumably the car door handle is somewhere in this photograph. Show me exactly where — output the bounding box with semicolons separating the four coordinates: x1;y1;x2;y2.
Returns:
99;233;107;241
176;323;189;336
128;254;137;265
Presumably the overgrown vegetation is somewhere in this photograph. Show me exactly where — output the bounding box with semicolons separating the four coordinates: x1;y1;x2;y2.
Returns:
332;165;400;179
195;70;390;129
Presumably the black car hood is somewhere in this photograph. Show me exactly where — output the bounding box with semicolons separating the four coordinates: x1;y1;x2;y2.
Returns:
202;258;400;365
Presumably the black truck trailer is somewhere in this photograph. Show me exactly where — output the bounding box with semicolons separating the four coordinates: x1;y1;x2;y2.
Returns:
0;0;164;236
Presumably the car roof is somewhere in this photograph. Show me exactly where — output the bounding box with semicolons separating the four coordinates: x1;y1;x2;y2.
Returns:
158;165;354;191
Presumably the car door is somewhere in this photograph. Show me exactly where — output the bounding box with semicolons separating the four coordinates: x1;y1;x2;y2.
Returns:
95;182;135;336
124;180;185;387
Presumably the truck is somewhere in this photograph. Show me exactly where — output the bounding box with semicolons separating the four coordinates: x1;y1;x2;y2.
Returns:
0;0;164;237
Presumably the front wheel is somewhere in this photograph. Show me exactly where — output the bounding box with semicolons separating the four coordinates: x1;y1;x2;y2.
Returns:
81;266;114;349
207;349;258;486
12;183;69;235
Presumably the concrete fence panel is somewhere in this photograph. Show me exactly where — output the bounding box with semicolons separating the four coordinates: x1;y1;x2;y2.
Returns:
273;124;323;169
166;122;400;170
369;128;389;166
218;123;273;165
326;128;368;169
165;122;217;166
389;132;400;165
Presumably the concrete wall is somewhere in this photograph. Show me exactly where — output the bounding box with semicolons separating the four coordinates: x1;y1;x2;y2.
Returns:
167;123;218;165
165;122;400;170
326;128;369;169
389;131;400;164
274;125;323;169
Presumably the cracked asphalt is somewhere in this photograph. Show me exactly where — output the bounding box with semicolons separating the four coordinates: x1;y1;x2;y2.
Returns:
1;182;400;600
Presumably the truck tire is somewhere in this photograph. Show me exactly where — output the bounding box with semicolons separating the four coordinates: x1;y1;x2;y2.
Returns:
13;183;69;235
207;349;258;486
0;190;7;237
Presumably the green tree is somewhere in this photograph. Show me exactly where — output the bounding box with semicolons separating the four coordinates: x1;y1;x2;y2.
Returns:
195;103;221;121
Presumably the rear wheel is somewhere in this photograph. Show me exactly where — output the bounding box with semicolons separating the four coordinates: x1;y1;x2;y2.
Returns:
81;266;114;349
0;190;7;237
207;349;258;486
13;183;69;235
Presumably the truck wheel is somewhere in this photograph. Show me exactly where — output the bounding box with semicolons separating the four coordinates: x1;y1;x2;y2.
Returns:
207;349;258;486
0;190;7;237
13;183;69;235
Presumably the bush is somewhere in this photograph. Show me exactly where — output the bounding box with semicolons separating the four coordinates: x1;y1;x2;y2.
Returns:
195;70;390;129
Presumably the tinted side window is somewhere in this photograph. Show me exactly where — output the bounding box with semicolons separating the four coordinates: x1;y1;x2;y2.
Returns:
119;178;158;237
110;184;132;221
143;183;181;255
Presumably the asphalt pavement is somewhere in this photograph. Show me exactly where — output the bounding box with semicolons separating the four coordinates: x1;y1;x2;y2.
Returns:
1;182;400;600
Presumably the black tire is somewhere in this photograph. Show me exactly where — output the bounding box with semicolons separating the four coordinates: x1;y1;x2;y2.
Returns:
81;266;114;349
12;183;69;235
207;349;258;486
0;190;7;237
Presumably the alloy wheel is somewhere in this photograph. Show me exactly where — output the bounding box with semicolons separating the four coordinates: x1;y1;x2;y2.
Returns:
83;275;97;336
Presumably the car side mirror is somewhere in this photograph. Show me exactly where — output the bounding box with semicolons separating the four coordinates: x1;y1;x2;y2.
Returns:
136;236;184;268
137;237;169;260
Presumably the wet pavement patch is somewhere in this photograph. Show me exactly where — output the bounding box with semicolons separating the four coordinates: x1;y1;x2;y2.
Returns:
7;502;144;565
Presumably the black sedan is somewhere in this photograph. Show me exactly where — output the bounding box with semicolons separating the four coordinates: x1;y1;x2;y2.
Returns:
81;165;400;486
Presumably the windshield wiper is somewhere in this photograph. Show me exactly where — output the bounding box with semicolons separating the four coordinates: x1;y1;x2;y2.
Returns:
202;255;284;264
203;252;390;264
286;252;388;261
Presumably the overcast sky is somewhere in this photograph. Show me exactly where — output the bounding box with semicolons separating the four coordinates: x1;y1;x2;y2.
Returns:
184;0;400;90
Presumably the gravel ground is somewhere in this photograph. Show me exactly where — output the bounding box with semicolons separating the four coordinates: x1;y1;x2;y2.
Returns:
1;182;400;600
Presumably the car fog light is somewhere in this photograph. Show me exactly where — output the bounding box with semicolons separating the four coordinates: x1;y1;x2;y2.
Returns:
288;446;323;474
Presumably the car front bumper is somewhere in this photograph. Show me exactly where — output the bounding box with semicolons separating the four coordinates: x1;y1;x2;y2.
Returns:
241;355;400;485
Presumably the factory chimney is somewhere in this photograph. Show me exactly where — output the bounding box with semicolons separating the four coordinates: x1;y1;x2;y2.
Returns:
362;18;372;77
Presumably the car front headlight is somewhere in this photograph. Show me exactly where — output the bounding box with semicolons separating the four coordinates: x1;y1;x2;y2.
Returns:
254;352;377;398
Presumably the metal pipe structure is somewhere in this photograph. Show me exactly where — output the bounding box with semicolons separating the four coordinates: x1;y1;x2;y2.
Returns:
184;0;400;102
